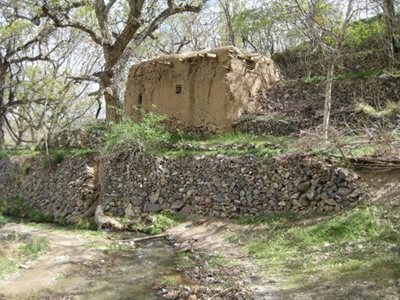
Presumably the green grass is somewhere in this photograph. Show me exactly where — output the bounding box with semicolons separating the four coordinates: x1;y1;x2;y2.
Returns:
18;237;48;258
161;133;293;158
177;132;286;146
176;251;233;270
158;274;182;286
43;150;65;167
104;113;171;153
0;237;49;280
131;213;179;235
230;206;400;288
0;196;54;223
0;149;39;158
0;212;12;223
0;257;18;280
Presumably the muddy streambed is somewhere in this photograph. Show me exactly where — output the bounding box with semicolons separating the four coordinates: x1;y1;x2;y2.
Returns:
0;223;177;300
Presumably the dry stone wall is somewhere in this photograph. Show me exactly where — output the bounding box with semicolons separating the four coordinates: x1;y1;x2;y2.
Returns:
0;156;98;223
0;152;363;223
99;151;362;219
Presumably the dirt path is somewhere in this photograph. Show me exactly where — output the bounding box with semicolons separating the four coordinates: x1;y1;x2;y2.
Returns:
0;223;176;300
0;223;108;299
166;220;282;299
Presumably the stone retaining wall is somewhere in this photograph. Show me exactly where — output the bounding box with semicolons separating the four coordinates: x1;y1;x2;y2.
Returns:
0;156;98;223
0;152;363;222
100;151;362;219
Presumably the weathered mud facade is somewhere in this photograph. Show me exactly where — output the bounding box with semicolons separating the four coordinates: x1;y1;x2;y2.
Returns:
124;46;279;133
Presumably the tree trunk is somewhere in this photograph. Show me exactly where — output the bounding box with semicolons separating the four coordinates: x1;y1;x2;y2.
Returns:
104;91;123;123
383;0;398;67
100;67;123;123
0;63;6;149
219;0;236;46
0;116;5;150
322;63;335;140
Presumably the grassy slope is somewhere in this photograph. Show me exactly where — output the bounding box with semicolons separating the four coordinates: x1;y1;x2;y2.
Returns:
229;203;400;296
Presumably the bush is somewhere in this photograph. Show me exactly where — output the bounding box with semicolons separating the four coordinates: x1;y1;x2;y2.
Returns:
104;112;171;152
345;17;386;50
43;150;65;168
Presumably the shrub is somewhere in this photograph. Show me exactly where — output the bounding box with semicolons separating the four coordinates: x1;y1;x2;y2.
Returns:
104;112;171;152
345;17;385;50
43;150;65;168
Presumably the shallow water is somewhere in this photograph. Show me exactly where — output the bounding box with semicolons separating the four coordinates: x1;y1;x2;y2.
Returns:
40;239;177;300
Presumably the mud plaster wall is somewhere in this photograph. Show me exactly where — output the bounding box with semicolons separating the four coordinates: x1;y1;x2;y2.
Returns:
124;47;279;133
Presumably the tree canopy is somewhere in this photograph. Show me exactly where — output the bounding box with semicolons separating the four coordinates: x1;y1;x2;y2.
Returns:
0;0;398;147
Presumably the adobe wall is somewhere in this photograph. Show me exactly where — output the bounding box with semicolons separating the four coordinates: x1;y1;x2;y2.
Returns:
124;47;279;133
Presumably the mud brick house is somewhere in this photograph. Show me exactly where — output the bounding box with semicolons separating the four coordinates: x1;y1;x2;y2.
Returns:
124;46;279;133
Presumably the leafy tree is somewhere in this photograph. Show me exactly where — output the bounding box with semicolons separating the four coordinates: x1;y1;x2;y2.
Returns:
286;0;362;139
0;1;58;148
39;0;208;123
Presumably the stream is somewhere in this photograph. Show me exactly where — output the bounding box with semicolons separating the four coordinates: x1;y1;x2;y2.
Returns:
45;240;177;300
0;223;178;300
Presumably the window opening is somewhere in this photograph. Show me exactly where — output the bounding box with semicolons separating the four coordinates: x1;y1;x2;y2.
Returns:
176;84;182;94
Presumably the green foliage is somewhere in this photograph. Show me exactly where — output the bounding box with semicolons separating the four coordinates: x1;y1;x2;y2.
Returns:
104;113;171;152
162;133;292;158
18;237;49;258
0;213;11;223
345;17;386;49
132;213;176;235
0;19;31;40
232;206;400;288
0;196;54;223
68;148;96;157
176;252;197;269
158;274;181;286
0;258;18;280
238;212;301;225
0;149;39;159
74;218;98;231
302;75;325;84
43;150;65;167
